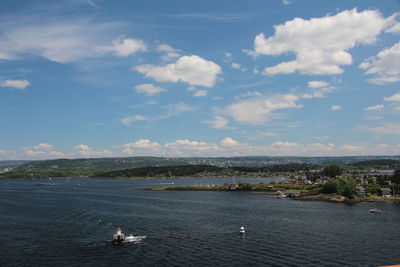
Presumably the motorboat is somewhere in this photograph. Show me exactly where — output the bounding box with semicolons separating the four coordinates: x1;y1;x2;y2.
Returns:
369;208;382;213
275;191;287;198
112;228;146;244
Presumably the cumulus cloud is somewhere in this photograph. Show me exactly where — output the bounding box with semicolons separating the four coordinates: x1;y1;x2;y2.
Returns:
235;91;262;99
0;149;17;160
156;44;181;61
0;17;123;63
22;143;66;159
220;137;241;147
384;92;400;102
28;143;54;151
164;140;220;156
302;85;334;99
193;89;208;97
360;42;400;84
133;55;222;87
226;94;303;125
231;63;241;69
119;115;146;126
74;144;113;157
250;9;395;75
308;81;329;88
0;79;30;89
365;104;384;111
134;84;166;96
120;139;162;155
203;116;232;129
97;38;148;57
331;105;342;110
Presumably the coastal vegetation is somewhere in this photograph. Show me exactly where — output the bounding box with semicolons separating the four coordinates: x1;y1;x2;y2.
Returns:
1;156;399;203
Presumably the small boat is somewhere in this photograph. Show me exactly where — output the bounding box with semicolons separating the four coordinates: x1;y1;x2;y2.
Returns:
275;191;287;198
112;228;146;244
240;226;245;234
369;208;382;213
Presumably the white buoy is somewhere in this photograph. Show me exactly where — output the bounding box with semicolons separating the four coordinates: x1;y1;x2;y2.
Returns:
240;226;245;234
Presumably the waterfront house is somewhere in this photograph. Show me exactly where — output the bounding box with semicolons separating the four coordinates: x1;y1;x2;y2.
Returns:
381;188;391;197
229;184;239;190
356;186;366;197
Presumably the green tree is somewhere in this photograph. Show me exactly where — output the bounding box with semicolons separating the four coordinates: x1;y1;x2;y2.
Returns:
339;176;356;199
322;179;340;194
321;177;356;198
322;165;342;178
391;169;400;184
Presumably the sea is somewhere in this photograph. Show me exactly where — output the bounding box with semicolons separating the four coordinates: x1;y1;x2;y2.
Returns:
0;177;399;266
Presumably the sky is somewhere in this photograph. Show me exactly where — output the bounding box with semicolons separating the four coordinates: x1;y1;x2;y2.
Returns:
0;0;400;160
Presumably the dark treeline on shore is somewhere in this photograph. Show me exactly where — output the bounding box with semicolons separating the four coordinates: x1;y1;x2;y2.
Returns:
0;158;399;180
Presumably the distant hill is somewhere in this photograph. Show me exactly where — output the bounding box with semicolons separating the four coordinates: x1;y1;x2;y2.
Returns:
0;160;29;170
12;155;400;171
349;159;400;169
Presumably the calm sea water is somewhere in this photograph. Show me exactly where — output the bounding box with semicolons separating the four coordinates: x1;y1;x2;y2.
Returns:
0;177;399;266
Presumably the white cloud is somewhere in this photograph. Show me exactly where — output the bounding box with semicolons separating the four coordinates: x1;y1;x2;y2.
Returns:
301;86;334;99
385;19;400;33
223;52;233;62
0;18;122;63
156;44;181;61
331;105;342;110
235;91;262;99
133;55;222;87
384;92;400;102
0;149;17;160
220;137;240;147
193;89;208;97
134;84;166;96
97;38;148;57
231;63;241;69
360;42;400;84
360;122;400;135
282;0;291;5
342;144;363;151
120;139;162;155
164;139;220;156
0;79;30;89
271;141;300;148
250;9;394;75
73;144;113;157
308;81;329;88
147;102;196;123
365;104;384;111
119;115;146;126
21;143;66;159
226;94;303;125
74;144;91;151
29;143;54;151
203;116;232;129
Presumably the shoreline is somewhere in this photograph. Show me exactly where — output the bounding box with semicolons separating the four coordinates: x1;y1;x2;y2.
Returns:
141;185;400;203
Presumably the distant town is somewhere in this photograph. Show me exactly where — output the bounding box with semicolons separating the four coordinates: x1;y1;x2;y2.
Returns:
0;156;399;202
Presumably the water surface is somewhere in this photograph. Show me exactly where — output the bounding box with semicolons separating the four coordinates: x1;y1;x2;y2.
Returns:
0;177;399;266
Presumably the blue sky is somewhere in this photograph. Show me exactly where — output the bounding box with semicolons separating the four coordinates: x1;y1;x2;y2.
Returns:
0;0;399;160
